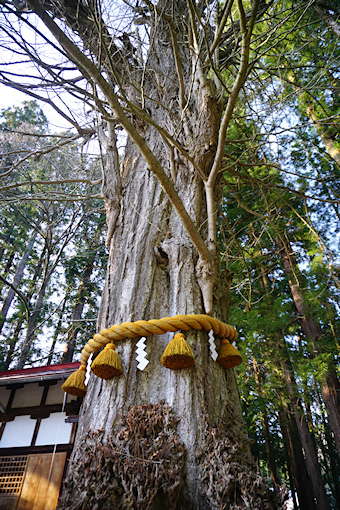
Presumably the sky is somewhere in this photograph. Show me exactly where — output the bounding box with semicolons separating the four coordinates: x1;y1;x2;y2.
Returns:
0;11;89;134
0;82;80;132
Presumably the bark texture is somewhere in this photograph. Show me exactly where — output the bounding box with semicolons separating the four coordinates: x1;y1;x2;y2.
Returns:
58;134;284;508
39;0;286;506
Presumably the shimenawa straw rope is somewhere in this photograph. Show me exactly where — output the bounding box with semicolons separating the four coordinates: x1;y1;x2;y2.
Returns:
62;314;240;396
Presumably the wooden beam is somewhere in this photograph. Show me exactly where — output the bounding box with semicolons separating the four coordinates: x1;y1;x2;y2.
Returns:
0;444;73;456
1;400;81;422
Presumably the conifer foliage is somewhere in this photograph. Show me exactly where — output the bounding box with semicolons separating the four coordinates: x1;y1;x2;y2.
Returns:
0;101;106;368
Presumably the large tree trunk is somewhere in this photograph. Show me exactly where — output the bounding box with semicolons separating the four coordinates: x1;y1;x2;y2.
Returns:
19;0;285;506
58;131;282;508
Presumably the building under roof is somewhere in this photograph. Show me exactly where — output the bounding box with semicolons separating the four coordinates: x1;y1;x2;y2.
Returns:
0;362;82;510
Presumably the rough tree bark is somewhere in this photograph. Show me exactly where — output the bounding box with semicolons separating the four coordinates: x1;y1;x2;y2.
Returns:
9;0;286;506
58;119;281;510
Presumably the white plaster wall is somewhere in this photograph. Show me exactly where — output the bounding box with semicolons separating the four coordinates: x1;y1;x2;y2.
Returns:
12;383;43;407
45;381;64;405
0;415;36;447
35;412;72;446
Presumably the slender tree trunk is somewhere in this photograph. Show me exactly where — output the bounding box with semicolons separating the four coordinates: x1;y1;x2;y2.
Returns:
277;332;330;510
0;249;15;295
305;103;340;166
62;222;103;364
0;247;5;266
324;425;340;507
16;217;81;368
0;231;37;335
62;259;96;363
47;294;68;365
314;4;340;37
288;481;298;510
315;385;340;508
283;455;298;510
252;356;280;491
2;242;47;368
317;426;339;505
3;317;24;369
16;251;51;368
278;405;316;510
277;236;340;456
284;65;340;168
324;300;340;356
260;263;324;506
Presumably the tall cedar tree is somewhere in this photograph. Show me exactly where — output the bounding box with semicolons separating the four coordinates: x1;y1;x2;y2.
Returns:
0;0;338;507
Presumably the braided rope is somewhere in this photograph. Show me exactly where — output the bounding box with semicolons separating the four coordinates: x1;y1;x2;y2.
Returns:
80;314;237;366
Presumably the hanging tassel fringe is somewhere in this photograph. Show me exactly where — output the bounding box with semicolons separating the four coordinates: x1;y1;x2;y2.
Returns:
91;343;123;379
161;333;195;370
217;339;242;369
61;366;87;397
61;316;240;395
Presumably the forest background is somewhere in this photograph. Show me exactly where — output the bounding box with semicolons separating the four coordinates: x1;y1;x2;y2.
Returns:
0;0;339;508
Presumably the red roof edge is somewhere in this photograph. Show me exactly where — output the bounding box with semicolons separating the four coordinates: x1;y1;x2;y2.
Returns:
0;361;81;379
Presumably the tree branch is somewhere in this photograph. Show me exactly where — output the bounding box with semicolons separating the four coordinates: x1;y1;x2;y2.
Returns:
205;0;260;247
0;178;102;193
0;275;30;318
26;0;212;264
